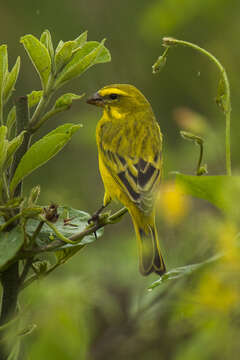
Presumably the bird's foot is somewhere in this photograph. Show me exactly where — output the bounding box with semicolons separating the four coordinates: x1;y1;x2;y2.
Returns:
88;205;106;225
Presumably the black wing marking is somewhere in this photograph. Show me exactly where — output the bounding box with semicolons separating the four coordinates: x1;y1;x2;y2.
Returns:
102;148;161;212
118;171;140;201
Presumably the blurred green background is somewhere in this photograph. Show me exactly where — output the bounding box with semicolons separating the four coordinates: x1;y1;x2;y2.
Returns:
1;0;240;359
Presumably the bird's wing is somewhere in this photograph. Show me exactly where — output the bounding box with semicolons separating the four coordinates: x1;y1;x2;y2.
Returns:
99;122;162;213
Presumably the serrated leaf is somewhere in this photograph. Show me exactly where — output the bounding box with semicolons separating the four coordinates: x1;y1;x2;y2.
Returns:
3;56;20;104
27;90;43;108
54;41;75;73
55;40;111;88
9;123;81;195
26;206;103;249
40;29;54;61
20;35;52;91
0;226;24;271
73;31;88;50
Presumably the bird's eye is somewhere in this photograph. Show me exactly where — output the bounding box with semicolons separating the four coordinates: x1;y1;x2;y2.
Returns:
109;93;118;100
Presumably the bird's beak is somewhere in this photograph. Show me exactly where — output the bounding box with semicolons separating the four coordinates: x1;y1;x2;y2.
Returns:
86;92;104;107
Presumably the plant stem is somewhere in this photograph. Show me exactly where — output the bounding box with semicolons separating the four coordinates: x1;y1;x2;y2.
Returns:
0;262;19;360
38;215;76;244
0;96;30;359
162;37;232;176
196;140;203;175
0;263;19;326
1;173;10;202
29;220;44;246
19;258;33;284
28;76;55;132
0;212;22;231
10;96;31;197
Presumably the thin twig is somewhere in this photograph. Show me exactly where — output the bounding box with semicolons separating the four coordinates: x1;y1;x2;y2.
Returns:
162;37;232;176
20;207;128;256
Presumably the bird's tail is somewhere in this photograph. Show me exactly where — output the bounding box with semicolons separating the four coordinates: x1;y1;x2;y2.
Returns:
129;209;166;276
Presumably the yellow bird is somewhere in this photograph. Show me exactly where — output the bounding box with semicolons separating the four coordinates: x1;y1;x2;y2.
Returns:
87;84;166;276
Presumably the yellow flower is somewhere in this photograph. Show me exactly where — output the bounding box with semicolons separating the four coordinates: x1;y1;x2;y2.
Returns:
158;182;190;225
217;222;240;269
194;273;238;313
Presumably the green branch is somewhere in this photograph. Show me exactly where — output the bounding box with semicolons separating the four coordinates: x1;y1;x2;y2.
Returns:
159;37;232;176
21;207;128;255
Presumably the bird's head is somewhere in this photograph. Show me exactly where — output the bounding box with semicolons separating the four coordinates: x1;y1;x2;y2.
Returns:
87;84;151;117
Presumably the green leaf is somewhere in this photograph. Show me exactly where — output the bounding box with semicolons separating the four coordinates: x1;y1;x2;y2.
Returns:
6;106;16;134
55;40;64;54
9;123;81;195
32;93;84;131
27;90;43;108
0;45;8;119
73;31;88;49
3;56;20;104
175;173;240;218
6;339;20;360
0;45;8;92
4;130;26;170
176;173;226;210
28;185;41;205
20;34;52;91
18;323;37;337
148;253;221;290
0;197;23;210
0;226;24;271
22;206;43;218
180;130;203;145
54;92;85;111
55;40;111;88
40;29;54;61
152;47;169;74
54;41;75;74
0;125;8;170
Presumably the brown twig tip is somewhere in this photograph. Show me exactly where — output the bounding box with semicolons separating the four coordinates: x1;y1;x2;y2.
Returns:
14;96;29;109
15;95;28;102
43;203;59;223
162;37;177;46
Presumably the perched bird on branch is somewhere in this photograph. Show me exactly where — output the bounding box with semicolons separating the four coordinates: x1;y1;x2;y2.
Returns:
87;84;165;276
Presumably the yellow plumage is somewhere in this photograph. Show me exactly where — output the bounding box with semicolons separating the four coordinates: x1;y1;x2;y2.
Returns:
87;84;166;276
